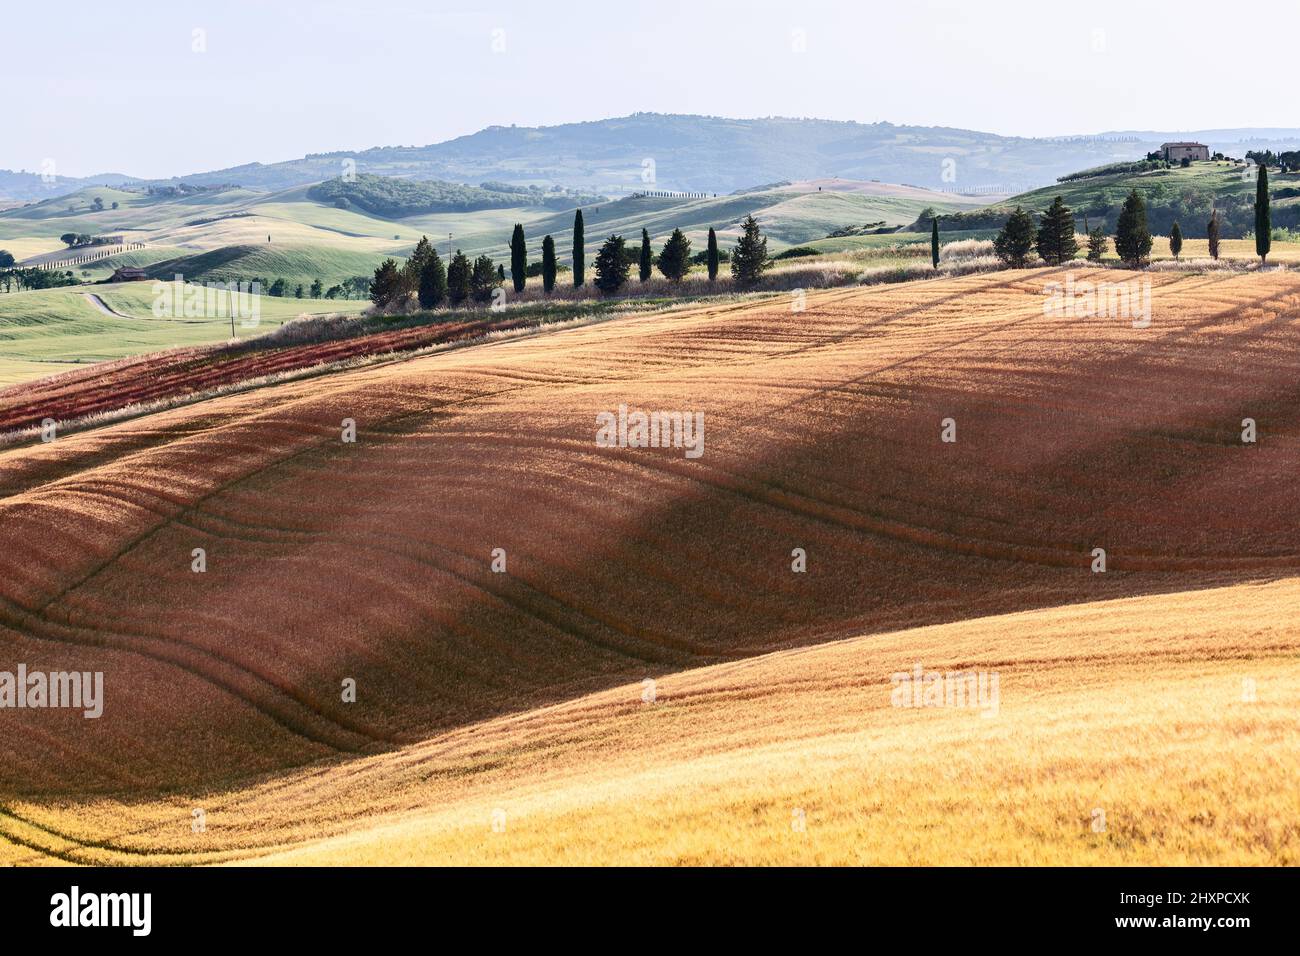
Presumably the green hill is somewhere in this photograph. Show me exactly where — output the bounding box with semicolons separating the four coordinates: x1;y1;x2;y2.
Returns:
72;246;188;281
138;243;387;288
952;160;1300;238
0;283;368;385
0;184;260;246
0;174;993;288
444;182;988;263
0;178;556;258
307;174;603;217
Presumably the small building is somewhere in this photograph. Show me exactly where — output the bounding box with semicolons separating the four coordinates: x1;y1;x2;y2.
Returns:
110;267;149;282
1160;142;1209;163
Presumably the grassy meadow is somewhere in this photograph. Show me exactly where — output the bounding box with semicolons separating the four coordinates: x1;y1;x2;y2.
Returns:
0;282;368;383
993;160;1300;238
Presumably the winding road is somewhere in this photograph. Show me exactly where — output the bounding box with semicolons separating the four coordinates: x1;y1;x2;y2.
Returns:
82;291;132;318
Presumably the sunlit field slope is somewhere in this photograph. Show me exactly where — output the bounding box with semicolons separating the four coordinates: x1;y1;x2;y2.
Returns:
2;576;1295;866
0;268;1298;864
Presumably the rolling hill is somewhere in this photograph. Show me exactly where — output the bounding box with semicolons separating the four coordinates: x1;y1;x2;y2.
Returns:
4;576;1295;866
72;116;1300;195
0;268;1297;864
10;115;1300;204
446;179;991;260
131;244;391;289
953;160;1300;238
0;184;416;256
0;283;370;386
0;170;137;205
0;175;986;279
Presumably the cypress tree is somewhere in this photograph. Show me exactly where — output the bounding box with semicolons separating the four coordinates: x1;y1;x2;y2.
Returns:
1207;211;1221;260
447;250;471;305
510;223;527;293
1256;164;1271;265
1086;226;1109;262
1169;221;1183;260
473;256;500;304
931;215;940;269
730;214;769;286
417;247;446;309
370;258;402;308
572;209;585;286
1035;196;1078;265
657;228;692;282
404;235;434;296
993;207;1036;267
541;235;556;293
1114;190;1153;268
593;234;629;295
639;229;652;282
706;227;719;281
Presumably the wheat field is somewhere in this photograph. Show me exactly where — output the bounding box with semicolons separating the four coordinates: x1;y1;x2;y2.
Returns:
1;267;1298;865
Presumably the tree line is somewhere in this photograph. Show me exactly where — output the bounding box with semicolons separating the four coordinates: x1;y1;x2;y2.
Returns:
988;165;1275;269
244;275;372;300
309;174;606;217
369;210;772;310
1246;150;1300;173
0;247;80;292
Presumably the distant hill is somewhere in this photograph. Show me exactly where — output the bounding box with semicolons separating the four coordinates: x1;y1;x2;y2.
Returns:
306;174;604;216
10;115;1300;202
0;174;986;271
147;116;1300;196
0;170;138;204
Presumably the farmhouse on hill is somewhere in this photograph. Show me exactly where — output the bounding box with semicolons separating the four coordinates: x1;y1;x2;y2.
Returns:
109;266;149;282
1160;141;1209;162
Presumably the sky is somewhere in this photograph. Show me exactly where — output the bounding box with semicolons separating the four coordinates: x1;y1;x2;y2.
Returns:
7;0;1297;178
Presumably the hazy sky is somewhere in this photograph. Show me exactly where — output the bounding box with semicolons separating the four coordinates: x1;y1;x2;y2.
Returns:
7;0;1296;178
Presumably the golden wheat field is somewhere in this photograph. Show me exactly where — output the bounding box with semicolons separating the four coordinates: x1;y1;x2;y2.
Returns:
1;267;1298;865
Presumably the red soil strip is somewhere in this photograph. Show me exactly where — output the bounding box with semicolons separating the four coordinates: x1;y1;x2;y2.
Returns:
0;314;539;434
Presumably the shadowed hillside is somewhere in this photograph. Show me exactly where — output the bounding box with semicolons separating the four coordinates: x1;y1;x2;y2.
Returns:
5;575;1294;865
1;269;1299;810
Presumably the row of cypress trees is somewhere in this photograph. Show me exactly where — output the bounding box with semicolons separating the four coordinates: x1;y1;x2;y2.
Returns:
991;197;1080;268
993;192;1148;267
371;237;502;309
985;165;1274;271
517;211;767;296
372;209;771;308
